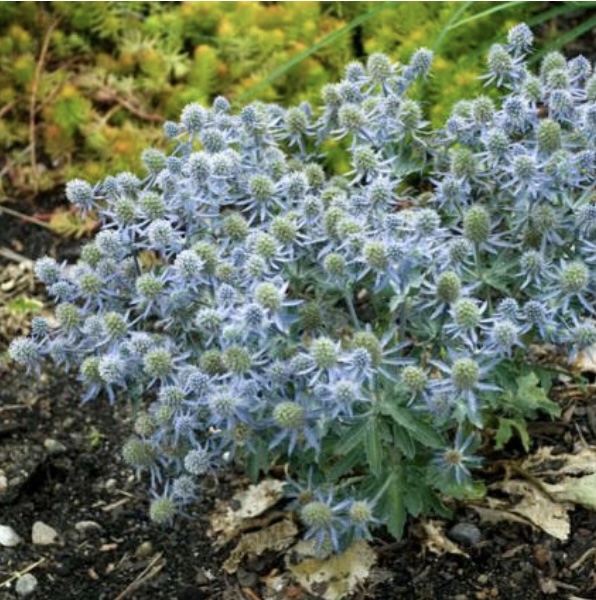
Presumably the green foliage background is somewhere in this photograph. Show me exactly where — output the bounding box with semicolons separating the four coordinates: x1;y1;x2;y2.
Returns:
0;1;594;197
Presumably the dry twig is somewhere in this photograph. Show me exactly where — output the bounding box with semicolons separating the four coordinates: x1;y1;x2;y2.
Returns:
29;18;60;192
0;558;46;589
113;552;165;600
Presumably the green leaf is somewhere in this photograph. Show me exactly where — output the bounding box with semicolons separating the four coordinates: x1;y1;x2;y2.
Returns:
378;470;406;539
380;402;444;449
498;370;560;421
495;416;531;452
7;296;44;315
364;417;383;477
515;372;561;419
404;485;424;517
334;418;368;456
390;422;416;458
328;446;365;481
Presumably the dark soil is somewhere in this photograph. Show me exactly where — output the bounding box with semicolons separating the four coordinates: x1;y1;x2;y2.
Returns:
1;199;596;600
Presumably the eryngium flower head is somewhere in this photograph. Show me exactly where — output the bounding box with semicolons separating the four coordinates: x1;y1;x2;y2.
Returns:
436;271;461;304
34;257;61;284
181;102;207;133
143;348;173;379
401;365;428;394
8;337;40;371
323;253;347;278
451;358;480;390
453;298;481;330
149;495;176;525
537;119;562;154
122;438;155;469
409;48;433;78
273;401;305;428
367;52;393;82
507;23;533;55
560;261;589;295
65;178;94;211
464;205;490;245
310;337;339;370
141;148;167;172
254;282;282;311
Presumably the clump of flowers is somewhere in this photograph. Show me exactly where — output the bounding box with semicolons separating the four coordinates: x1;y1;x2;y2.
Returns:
10;24;595;552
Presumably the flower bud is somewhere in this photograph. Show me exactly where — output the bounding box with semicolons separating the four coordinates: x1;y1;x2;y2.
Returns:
273;401;304;428
537;119;562;154
65;178;94;210
463;205;490;245
436;271;461;304
402;365;427;394
181;102;207;133
310;337;338;370
453;298;480;330
451;358;480;390
223;346;252;374
255;282;282;311
141;148;167;173
143;348;173;378
149;496;176;525
561;261;589;294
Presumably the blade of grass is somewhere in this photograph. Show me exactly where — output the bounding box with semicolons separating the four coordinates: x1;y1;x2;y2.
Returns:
530;12;596;63
237;3;388;103
447;1;528;32
526;1;596;28
432;1;474;54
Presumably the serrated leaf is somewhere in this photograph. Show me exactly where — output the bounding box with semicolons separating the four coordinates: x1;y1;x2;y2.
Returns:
328;445;365;481
334;419;368;456
515;372;560;418
364;418;383;477
390;422;416;458
380;402;443;449
378;471;406;539
495;417;531;451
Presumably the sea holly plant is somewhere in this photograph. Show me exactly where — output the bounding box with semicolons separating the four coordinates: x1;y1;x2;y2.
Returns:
10;24;595;553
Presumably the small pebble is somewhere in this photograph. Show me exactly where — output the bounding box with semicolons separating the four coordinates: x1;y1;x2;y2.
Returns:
15;574;38;597
135;541;154;558
448;522;481;547
74;521;102;534
0;524;22;547
43;438;67;455
32;521;59;545
236;567;258;588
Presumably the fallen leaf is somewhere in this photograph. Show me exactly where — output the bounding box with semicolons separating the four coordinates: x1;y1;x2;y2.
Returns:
223;519;298;574
542;472;596;511
496;479;571;541
209;478;285;545
287;540;376;600
471;446;596;542
417;520;469;557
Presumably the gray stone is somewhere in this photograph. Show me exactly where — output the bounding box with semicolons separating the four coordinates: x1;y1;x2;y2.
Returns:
43;439;67;455
0;524;22;547
0;443;45;505
447;522;481;547
15;574;38;596
74;521;102;534
236;568;258;588
32;521;59;545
